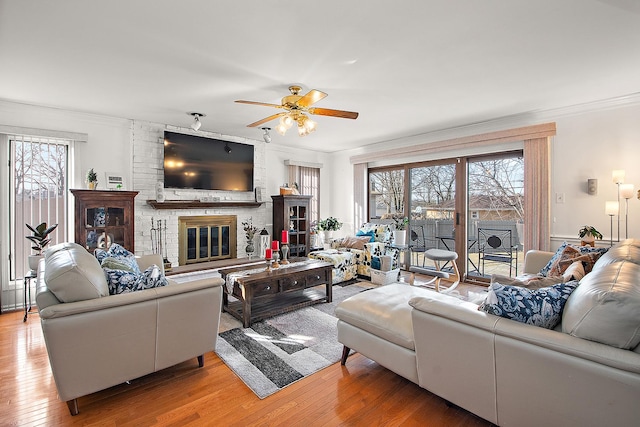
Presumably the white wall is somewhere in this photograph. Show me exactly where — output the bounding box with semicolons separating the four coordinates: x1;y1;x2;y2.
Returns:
329;95;640;249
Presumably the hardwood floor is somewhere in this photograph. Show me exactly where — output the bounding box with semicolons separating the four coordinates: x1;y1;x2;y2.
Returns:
1;282;492;427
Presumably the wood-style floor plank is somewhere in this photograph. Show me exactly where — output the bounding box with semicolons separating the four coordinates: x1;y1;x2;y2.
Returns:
1;281;492;427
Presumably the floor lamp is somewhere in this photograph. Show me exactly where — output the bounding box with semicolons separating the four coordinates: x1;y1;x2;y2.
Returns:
606;201;619;247
612;170;625;241
621;184;635;239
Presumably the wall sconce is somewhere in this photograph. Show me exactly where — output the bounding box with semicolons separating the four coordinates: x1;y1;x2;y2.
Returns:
587;179;598;195
605;201;619;247
621;183;635;239
188;112;205;131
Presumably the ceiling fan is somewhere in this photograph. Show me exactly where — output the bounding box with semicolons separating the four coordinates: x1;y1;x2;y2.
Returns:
235;85;359;137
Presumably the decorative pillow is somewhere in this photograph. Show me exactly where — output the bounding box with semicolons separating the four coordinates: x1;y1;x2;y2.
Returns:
341;236;372;250
104;264;168;295
479;281;580;329
562;260;586;282
355;230;376;242
539;243;608;276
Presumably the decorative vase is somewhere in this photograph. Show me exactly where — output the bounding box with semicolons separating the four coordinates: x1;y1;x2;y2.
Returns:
324;230;334;241
28;254;43;272
88;181;97;190
581;235;595;247
245;241;255;259
393;230;407;246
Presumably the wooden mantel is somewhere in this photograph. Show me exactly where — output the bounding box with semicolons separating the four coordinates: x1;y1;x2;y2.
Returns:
146;200;263;210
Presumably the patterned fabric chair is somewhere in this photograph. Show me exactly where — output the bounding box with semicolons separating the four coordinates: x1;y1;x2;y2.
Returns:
308;250;357;284
331;223;400;278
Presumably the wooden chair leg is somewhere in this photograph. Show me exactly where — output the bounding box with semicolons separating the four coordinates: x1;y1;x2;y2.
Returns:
197;355;204;367
67;398;79;416
341;346;351;365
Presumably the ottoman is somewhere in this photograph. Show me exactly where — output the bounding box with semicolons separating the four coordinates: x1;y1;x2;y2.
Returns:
335;283;435;383
308;249;357;284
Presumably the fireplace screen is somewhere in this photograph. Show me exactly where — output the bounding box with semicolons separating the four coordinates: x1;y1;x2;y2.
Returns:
179;215;237;265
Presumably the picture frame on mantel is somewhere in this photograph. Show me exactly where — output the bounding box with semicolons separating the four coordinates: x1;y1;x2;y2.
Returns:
105;172;124;190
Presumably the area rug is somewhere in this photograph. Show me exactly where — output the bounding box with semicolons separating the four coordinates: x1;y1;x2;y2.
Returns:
215;283;371;399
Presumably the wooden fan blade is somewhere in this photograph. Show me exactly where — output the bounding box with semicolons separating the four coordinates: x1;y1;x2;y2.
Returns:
308;107;359;119
296;90;328;108
247;113;285;127
235;100;284;109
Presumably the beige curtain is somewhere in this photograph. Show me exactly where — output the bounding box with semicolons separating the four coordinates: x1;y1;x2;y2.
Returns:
523;137;551;251
299;166;320;222
353;163;367;229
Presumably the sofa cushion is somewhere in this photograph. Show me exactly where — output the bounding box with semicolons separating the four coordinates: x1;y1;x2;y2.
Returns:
360;223;392;243
43;242;109;302
491;273;565;290
592;238;640;269
101;256;137;272
479;281;579;329
562;260;640;349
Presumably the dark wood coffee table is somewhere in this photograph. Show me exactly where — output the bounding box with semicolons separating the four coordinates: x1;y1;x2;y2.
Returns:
219;258;333;327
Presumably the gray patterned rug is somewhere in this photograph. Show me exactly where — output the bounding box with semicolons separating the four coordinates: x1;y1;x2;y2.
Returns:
215;283;371;398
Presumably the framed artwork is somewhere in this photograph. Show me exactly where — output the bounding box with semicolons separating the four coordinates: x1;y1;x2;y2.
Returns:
105;172;124;190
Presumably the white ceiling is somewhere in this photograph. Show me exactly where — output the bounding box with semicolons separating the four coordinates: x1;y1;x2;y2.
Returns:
1;0;639;152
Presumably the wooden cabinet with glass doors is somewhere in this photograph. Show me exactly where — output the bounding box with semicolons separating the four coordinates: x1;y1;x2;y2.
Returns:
272;195;312;257
71;190;138;253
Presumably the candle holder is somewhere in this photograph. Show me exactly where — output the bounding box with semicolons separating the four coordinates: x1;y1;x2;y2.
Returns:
265;259;272;271
272;252;281;269
281;244;290;264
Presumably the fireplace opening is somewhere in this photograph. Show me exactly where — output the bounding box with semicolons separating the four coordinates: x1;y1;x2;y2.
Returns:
178;215;237;265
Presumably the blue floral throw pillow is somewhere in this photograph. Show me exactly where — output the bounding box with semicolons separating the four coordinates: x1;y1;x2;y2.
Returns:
104;265;168;295
479;280;580;329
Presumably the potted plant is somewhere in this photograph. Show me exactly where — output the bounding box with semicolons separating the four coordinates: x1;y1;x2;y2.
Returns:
578;225;602;246
393;215;409;246
26;222;58;271
86;168;98;190
318;217;342;241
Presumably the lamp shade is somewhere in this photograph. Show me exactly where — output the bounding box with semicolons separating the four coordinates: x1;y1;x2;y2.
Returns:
612;170;625;184
605;201;619;216
620;183;635;199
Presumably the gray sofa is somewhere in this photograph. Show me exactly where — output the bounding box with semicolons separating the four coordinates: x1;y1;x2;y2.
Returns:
336;239;640;426
36;242;224;415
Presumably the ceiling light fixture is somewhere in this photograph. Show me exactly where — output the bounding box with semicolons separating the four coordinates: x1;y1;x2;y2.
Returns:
275;111;317;137
261;127;271;143
187;112;205;131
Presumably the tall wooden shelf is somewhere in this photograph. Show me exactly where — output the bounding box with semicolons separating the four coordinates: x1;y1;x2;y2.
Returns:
71;190;138;252
272;195;312;257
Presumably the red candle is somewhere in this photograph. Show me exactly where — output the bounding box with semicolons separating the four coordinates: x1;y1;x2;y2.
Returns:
281;230;289;244
265;248;272;260
271;240;280;251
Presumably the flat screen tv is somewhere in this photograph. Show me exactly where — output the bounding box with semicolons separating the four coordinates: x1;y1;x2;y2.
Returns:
163;131;254;192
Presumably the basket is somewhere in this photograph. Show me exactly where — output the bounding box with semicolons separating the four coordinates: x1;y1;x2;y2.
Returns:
279;187;295;195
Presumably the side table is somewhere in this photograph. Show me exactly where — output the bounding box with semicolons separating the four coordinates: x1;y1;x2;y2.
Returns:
24;270;37;322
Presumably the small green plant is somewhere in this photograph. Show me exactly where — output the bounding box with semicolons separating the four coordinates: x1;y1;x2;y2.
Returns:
578;225;603;240
26;222;58;255
86;168;98;183
393;215;409;230
318;217;342;231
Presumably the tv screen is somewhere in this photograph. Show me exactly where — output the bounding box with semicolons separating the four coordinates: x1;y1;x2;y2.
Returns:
163;131;254;192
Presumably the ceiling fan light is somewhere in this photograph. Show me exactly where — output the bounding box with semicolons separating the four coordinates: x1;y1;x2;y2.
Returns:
281;114;294;128
297;125;308;137
275;123;288;136
304;117;316;132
